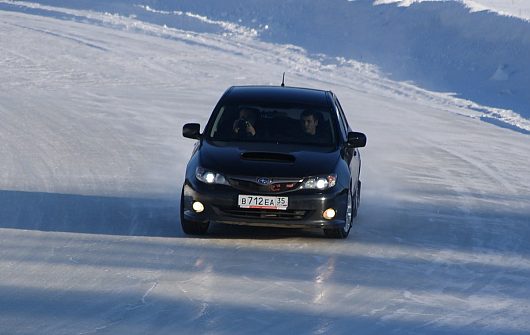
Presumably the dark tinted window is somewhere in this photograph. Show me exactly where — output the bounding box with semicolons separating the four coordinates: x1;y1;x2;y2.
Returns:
207;102;337;146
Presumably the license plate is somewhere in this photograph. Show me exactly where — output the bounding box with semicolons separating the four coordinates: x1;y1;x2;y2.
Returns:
238;195;288;210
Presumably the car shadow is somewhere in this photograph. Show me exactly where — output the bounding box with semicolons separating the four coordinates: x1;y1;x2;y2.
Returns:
205;223;326;240
0;189;329;240
0;189;180;237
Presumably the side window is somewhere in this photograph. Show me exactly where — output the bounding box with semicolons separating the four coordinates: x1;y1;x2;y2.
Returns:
335;97;351;131
209;106;226;138
333;96;348;139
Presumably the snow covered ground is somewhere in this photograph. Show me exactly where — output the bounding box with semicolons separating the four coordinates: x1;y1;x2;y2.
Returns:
1;1;530;334
6;0;530;134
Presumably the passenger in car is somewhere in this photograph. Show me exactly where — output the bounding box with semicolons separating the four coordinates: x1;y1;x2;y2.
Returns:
300;109;327;143
300;109;320;136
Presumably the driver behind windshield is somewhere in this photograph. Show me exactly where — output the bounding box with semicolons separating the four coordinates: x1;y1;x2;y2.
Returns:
233;107;259;137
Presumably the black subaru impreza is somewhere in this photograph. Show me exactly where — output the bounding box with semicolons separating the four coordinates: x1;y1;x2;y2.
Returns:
181;85;366;238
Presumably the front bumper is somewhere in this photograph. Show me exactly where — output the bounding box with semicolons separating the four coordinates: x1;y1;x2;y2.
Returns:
181;180;349;229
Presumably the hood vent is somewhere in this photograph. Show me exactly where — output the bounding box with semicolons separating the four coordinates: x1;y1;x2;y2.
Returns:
241;152;295;163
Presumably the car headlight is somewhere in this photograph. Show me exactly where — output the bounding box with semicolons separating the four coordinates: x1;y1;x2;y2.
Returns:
302;174;337;190
195;167;229;185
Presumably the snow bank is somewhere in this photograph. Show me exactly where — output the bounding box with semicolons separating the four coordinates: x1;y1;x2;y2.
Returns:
137;0;530;131
5;0;530;134
376;0;530;21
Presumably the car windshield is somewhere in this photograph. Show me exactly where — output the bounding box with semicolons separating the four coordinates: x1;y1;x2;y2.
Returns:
206;102;337;146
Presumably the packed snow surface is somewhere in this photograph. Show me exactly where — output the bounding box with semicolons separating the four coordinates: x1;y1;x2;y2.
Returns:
1;1;530;334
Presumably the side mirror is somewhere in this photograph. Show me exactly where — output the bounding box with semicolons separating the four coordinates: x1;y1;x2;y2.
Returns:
347;131;366;148
183;123;201;140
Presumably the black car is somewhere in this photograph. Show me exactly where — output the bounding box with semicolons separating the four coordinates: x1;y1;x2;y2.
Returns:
181;85;366;238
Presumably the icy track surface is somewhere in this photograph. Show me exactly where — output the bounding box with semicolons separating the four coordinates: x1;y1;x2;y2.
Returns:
1;5;530;335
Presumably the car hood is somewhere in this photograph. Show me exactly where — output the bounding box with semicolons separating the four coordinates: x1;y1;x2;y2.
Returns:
198;140;340;177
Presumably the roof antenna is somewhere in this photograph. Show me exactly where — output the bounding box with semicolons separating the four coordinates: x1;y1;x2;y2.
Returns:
281;72;285;87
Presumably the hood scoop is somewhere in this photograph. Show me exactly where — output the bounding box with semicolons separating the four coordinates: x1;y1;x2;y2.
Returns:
241;151;296;163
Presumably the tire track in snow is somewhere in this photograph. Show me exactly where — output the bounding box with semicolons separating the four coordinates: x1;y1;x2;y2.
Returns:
7;21;109;51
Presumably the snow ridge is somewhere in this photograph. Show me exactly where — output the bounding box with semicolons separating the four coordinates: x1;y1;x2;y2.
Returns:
134;4;260;38
3;0;529;134
375;0;530;21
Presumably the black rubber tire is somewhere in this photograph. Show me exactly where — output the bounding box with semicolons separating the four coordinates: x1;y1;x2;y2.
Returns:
323;185;353;239
181;217;209;236
352;180;361;218
180;189;209;236
323;225;350;239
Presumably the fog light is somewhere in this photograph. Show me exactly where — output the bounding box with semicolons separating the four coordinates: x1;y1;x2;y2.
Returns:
192;201;205;213
323;208;336;220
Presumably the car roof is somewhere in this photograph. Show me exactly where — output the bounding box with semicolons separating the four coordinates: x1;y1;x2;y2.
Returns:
223;85;332;106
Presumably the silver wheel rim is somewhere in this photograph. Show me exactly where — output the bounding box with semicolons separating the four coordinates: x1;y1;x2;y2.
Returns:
355;186;360;212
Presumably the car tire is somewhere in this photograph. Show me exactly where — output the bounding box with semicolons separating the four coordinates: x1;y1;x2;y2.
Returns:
352;180;361;218
180;189;209;236
324;185;353;239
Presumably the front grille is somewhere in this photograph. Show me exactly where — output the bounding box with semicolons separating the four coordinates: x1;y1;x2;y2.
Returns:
219;208;309;220
228;176;302;194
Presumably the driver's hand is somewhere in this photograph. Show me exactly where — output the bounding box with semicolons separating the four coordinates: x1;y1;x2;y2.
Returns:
233;120;241;133
246;123;256;136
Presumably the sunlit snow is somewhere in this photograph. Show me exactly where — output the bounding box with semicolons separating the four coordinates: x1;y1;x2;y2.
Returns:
1;1;530;334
